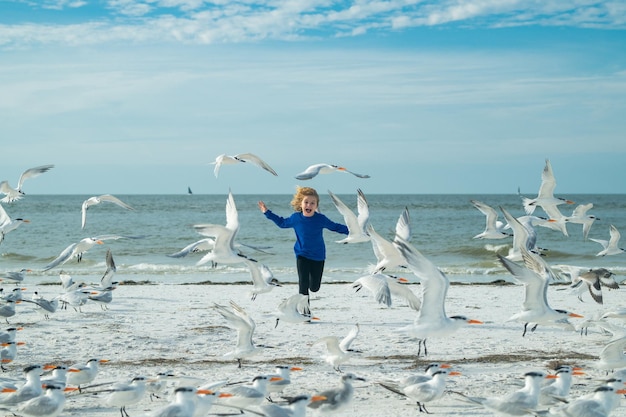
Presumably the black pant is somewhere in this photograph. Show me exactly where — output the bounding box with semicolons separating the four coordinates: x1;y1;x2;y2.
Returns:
296;256;325;296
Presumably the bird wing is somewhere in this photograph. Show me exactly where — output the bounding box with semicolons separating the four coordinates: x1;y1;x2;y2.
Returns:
294;164;325;180
352;274;391;307
0;203;10;228
43;243;78;271
224;190;239;232
608;224;622;249
167;238;215;258
387;276;421;311
16;164;54;191
97;194;134;210
234;153;278;176
537;159;557;199
394;207;411;242
394;237;448;323
339;324;360;352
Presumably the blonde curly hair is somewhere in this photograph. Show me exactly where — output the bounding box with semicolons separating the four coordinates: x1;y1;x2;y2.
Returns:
290;186;319;212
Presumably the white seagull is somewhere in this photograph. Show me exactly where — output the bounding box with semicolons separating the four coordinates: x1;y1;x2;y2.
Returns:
367;206;411;273
520;159;575;215
102;376;148;417
0;164;54;203
499;248;583;337
351;273;420;310
596;335;626;372
295;163;370;180
194;191;250;267
564;202;599;240
500;207;540;261
81;194;134;229
10;383;75;417
211;153;278;178
590;224;626;256
0;269;31;283
394;237;483;357
313;324;360;372
0;364;45;406
213;300;259;367
453;371;555;416
244;259;281;301
43;235;136;271
218;375;281;410
0;203;29;244
546;385;626;417
272;293;319;328
266;365;303;400
147;386;213;417
470;199;511;239
379;368;461;414
328;189;371;244
66;358;109;390
539;365;585;405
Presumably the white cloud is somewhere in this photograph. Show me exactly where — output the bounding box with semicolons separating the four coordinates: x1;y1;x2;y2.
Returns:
1;0;625;48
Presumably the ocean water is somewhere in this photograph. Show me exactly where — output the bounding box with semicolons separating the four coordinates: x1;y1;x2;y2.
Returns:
1;193;625;285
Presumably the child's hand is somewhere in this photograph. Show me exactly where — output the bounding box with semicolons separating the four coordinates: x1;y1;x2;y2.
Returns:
258;201;267;213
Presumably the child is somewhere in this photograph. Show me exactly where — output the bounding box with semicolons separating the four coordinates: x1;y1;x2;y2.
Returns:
258;187;348;317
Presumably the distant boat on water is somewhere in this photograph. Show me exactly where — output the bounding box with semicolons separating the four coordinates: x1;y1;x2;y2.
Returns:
187;186;193;195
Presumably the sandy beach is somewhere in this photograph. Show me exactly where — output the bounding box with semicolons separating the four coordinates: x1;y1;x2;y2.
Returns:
4;275;625;417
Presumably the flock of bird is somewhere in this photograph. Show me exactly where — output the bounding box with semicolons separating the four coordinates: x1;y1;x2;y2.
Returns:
0;157;625;417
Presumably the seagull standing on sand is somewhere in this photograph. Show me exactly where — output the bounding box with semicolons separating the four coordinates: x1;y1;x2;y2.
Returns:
102;376;148;417
0;164;54;203
394;237;482;357
308;373;365;414
453;370;555;416
539;365;585;405
547;385;626;417
0;364;45;406
379;369;461;414
213;300;259;368
8;383;75;417
218;375;282;410
295;163;370;180
591;224;626;256
81;194;134;229
66;358;108;390
211;153;278;178
266;365;303;401
328;189;371;244
0;269;31;283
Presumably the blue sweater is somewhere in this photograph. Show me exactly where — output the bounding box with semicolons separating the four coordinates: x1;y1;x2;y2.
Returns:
264;210;349;261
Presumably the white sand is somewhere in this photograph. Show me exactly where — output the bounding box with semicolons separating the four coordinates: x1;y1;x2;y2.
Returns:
6;279;626;416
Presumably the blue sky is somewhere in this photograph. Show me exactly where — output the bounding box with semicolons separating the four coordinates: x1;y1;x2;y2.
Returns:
1;0;625;195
